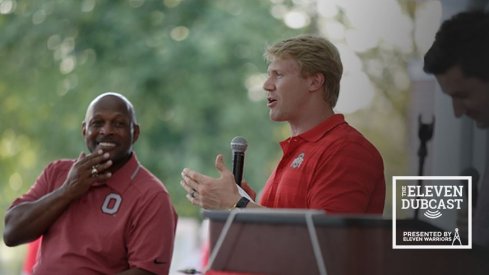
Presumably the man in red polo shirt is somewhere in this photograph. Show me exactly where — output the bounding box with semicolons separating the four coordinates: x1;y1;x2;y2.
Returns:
4;93;177;274
180;35;385;214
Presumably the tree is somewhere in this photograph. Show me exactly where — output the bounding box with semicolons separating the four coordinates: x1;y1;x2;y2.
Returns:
0;0;300;219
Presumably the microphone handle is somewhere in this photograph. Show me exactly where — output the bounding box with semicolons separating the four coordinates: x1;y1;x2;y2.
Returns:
232;151;245;186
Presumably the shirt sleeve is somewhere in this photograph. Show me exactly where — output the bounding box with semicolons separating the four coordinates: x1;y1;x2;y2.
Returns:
10;161;63;208
308;140;385;214
126;190;177;275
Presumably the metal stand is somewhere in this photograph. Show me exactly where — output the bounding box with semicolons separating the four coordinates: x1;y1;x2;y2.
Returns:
414;115;435;219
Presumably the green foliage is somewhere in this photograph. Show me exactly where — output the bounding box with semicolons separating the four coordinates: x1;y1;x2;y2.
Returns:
0;0;300;218
0;0;414;221
0;1;419;274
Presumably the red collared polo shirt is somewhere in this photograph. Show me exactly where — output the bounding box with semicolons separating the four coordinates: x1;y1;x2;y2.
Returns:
259;114;385;214
10;153;177;274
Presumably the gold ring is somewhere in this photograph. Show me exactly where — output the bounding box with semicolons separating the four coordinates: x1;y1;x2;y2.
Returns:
91;166;98;177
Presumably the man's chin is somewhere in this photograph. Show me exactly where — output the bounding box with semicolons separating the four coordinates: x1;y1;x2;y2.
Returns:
269;112;286;122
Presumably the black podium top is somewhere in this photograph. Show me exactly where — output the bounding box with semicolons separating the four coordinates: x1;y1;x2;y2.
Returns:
203;209;488;275
205;208;408;228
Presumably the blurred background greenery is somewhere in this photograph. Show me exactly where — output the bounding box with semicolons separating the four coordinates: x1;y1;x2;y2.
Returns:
1;0;439;273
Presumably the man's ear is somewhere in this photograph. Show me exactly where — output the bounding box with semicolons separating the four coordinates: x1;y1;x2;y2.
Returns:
132;124;140;144
309;72;325;92
81;122;87;137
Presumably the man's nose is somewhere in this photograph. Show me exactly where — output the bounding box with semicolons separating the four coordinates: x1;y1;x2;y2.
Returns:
99;123;114;135
452;98;466;118
263;77;274;92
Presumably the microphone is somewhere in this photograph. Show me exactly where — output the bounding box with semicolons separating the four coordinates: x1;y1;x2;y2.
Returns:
230;136;248;186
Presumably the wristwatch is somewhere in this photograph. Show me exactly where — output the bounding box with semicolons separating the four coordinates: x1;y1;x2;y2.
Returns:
233;197;250;208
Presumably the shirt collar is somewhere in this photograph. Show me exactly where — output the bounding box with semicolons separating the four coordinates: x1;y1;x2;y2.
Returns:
105;153;140;193
284;114;346;144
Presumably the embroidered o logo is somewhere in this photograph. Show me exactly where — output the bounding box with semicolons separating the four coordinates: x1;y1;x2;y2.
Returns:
291;153;305;169
102;193;122;215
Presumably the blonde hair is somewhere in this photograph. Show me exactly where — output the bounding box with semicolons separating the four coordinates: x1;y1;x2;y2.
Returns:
264;35;343;107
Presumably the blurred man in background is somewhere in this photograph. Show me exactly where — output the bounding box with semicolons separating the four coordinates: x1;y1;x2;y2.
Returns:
424;10;489;247
4;92;177;274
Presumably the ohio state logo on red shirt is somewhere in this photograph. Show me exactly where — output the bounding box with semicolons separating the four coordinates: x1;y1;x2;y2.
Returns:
291;153;305;169
101;193;122;215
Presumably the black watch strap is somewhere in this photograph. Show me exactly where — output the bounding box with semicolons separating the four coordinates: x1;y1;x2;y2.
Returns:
234;197;250;208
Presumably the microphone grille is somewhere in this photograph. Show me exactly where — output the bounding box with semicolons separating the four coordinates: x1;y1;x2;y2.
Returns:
230;136;248;152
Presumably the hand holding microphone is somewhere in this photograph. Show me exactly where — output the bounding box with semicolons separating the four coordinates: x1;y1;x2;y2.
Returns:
180;136;254;209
